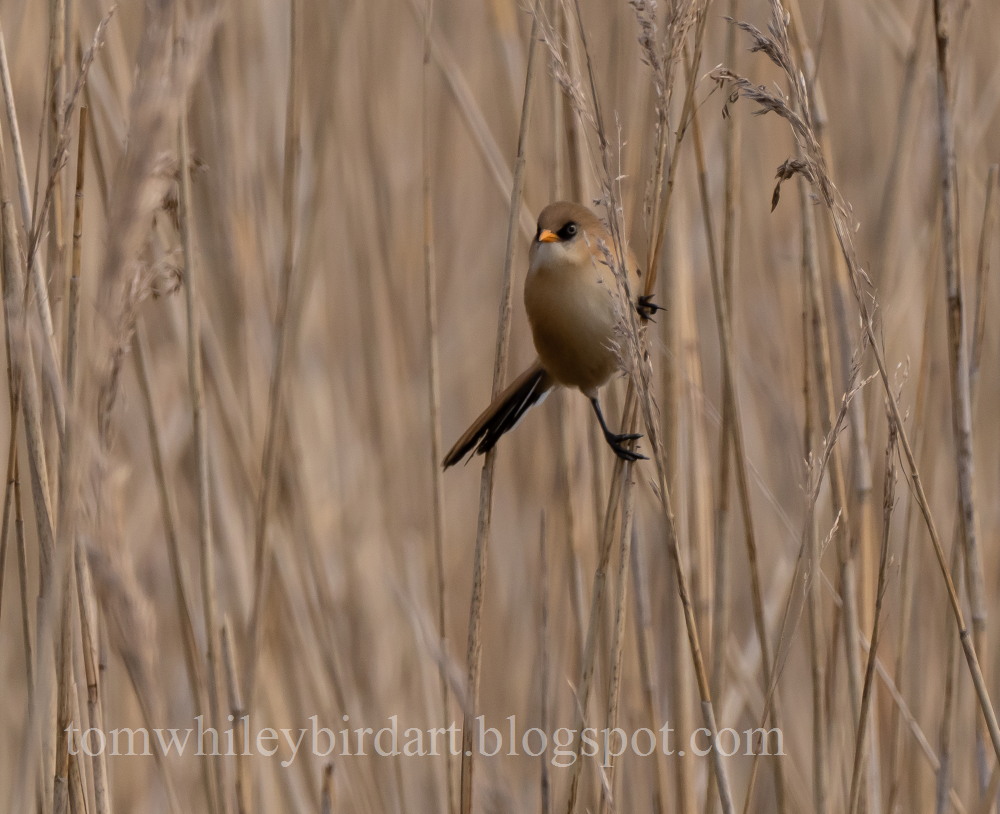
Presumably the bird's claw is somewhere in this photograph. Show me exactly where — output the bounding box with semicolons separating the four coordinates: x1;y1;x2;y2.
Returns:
605;431;648;462
637;294;665;322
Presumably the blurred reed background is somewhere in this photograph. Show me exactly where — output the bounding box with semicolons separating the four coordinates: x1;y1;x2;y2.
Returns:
0;0;999;811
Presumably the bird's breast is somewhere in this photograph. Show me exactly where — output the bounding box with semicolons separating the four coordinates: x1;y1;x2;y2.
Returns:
524;261;624;393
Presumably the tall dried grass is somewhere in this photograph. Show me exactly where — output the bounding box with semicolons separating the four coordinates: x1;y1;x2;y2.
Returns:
0;0;999;812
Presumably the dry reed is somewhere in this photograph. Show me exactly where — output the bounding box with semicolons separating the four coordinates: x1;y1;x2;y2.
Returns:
0;1;998;812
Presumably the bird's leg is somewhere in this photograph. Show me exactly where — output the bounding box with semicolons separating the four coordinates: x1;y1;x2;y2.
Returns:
589;397;647;462
636;294;665;322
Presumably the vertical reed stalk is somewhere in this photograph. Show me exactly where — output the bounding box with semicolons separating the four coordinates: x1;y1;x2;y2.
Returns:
932;2;988;792
459;14;539;812
599;466;635;814
848;425;897;814
421;3;453;811
178;59;225;814
246;0;302;708
720;0;1000;767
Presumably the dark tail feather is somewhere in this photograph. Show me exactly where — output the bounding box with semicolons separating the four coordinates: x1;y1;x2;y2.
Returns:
442;361;554;468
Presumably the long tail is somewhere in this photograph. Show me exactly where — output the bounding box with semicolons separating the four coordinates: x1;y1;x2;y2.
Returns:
442;361;554;468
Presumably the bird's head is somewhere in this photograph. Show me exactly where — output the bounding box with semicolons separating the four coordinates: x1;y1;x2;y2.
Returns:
529;201;609;273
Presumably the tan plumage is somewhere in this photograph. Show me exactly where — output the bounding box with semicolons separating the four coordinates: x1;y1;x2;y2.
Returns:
442;202;652;468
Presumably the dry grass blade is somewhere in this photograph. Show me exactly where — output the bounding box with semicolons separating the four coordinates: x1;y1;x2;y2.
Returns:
86;544;182;814
246;0;302;707
970;164;997;380
0;23;60;450
459;12;540;813
132;323;209;806
73;537;109;814
175;18;225;814
421;1;453;810
686;36;787;814
52;100;87;814
553;3;734;811
0;225;24;650
2;1;999;810
711;0;742;706
848;422;897;814
538;512;552;814
532;7;735;812
717;0;1000;768
407;0;535;239
562;418;634;812
0;123;57;814
963;164;998;814
931;3;987;772
599;465;636;813
0;147;55;585
28;6;117;269
629;527;670;814
320;763;335;814
221;619;250;814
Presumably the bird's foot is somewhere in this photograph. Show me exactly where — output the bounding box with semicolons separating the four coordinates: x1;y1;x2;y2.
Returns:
604;431;648;462
636;295;665;322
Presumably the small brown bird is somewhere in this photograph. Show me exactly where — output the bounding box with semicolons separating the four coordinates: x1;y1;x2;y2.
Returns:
443;201;659;468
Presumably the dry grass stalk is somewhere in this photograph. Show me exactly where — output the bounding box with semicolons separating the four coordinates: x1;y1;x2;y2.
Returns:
547;3;735;811
2;1;999;811
765;16;874;807
563;420;633;812
685;32;787;814
848;421;898;814
538;512;552;814
599;466;636;813
175;22;226;814
0;122;58;814
630;0;700;286
421;2;454;810
532;7;733;813
409;0;536;239
797;129;827;814
629;527;671;814
884;279;936;812
246;0;302;707
320;763;335;814
0;235;24;654
52;101;87;814
716;0;1000;770
459;12;540;813
222;618;251;814
73;534;109;814
710;0;742;726
970;165;997;382
0;27;60;442
132;324;211;805
86;543;182;814
932;3;988;791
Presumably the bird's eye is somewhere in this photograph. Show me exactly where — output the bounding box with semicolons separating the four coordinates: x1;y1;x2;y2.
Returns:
559;222;578;240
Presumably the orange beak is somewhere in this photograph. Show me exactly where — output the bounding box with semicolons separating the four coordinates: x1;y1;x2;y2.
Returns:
537;229;559;243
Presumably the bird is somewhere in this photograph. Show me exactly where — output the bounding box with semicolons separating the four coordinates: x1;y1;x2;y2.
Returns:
442;201;660;469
